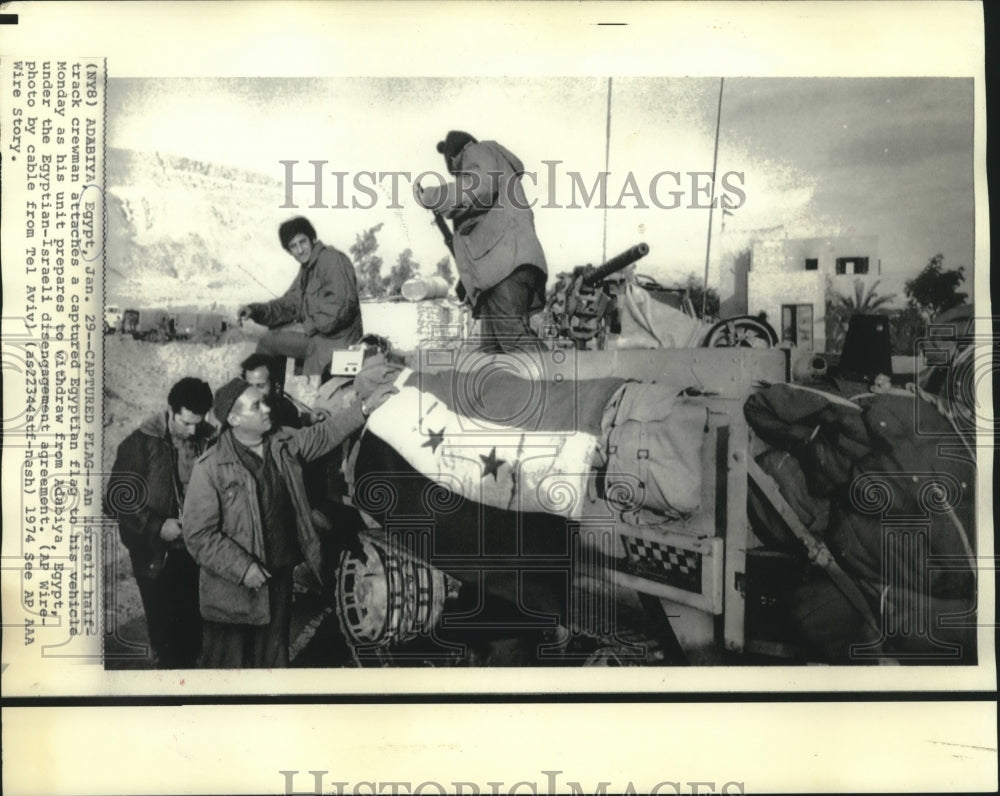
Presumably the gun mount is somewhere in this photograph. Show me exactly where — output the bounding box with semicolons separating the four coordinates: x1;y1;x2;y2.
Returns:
581;243;650;287
547;243;651;349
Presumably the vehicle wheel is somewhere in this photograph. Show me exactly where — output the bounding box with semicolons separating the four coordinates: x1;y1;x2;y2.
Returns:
703;316;778;348
145;330;161;343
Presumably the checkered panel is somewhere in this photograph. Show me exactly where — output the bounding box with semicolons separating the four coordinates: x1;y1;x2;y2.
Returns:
620;534;703;594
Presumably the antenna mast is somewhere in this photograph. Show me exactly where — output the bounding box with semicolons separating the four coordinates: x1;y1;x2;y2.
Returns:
602;77;613;264
701;77;725;318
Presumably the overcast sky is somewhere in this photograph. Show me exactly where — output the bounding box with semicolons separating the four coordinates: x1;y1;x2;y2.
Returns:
107;77;974;290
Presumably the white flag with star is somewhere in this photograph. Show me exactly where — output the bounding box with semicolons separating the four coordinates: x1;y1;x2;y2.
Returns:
365;385;599;519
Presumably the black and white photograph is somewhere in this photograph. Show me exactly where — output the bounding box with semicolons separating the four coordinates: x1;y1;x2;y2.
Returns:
97;72;982;671
1;2;994;794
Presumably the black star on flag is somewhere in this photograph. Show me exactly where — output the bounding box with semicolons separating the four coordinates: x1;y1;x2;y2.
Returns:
421;426;446;453
479;446;506;481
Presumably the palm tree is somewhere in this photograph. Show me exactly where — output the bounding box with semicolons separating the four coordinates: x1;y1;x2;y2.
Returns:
824;277;896;352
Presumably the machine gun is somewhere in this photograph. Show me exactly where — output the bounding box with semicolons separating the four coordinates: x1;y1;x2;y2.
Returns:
546;243;650;349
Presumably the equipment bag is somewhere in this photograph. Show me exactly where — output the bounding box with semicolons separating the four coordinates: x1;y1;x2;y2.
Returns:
597;381;706;519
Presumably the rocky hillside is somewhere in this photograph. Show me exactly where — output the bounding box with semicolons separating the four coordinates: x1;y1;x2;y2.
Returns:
105;148;293;311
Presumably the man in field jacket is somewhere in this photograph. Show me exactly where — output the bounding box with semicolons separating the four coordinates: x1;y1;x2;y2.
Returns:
182;376;396;668
240;216;364;377
414;131;547;352
107;377;215;668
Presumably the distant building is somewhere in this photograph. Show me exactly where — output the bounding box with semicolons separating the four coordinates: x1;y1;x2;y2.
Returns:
744;235;885;353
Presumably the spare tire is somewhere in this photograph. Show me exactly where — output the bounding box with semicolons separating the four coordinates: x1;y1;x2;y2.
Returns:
703;315;778;348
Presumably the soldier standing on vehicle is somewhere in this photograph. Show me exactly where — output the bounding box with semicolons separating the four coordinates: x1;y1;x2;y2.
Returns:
238;216;364;378
182;376;396;668
106;377;215;668
413;131;548;353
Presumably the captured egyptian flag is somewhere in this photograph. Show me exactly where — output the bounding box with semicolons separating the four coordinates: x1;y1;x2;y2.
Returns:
363;367;627;519
352;366;627;624
350;363;708;630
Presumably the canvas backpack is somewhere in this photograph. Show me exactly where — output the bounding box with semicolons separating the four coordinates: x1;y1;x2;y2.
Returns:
596;381;707;521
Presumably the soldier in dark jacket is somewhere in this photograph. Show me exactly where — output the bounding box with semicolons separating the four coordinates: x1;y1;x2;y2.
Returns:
106;377;215;668
182;376;396;668
239;216;364;377
414;130;548;353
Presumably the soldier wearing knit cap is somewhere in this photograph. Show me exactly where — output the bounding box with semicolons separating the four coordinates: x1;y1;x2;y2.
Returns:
414;130;548;353
182;376;397;668
437;130;478;174
212;377;253;428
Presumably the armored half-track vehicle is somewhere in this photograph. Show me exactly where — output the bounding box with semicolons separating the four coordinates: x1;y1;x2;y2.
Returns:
284;246;977;669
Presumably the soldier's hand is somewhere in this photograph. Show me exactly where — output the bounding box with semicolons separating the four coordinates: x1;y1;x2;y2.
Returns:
354;362;402;401
160;518;183;542
242;562;269;591
238;305;254;322
307;408;330;425
362;384;399;416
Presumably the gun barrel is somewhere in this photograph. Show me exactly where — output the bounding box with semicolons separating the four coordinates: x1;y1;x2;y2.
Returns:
582;243;650;287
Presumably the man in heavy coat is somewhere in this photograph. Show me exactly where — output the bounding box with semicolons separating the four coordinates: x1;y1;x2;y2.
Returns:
107;377;215;668
414;131;548;352
239;216;364;377
182;376;396;668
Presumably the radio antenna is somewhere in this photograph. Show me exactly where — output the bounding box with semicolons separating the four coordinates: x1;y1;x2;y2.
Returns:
602;77;613;264
702;77;724;318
